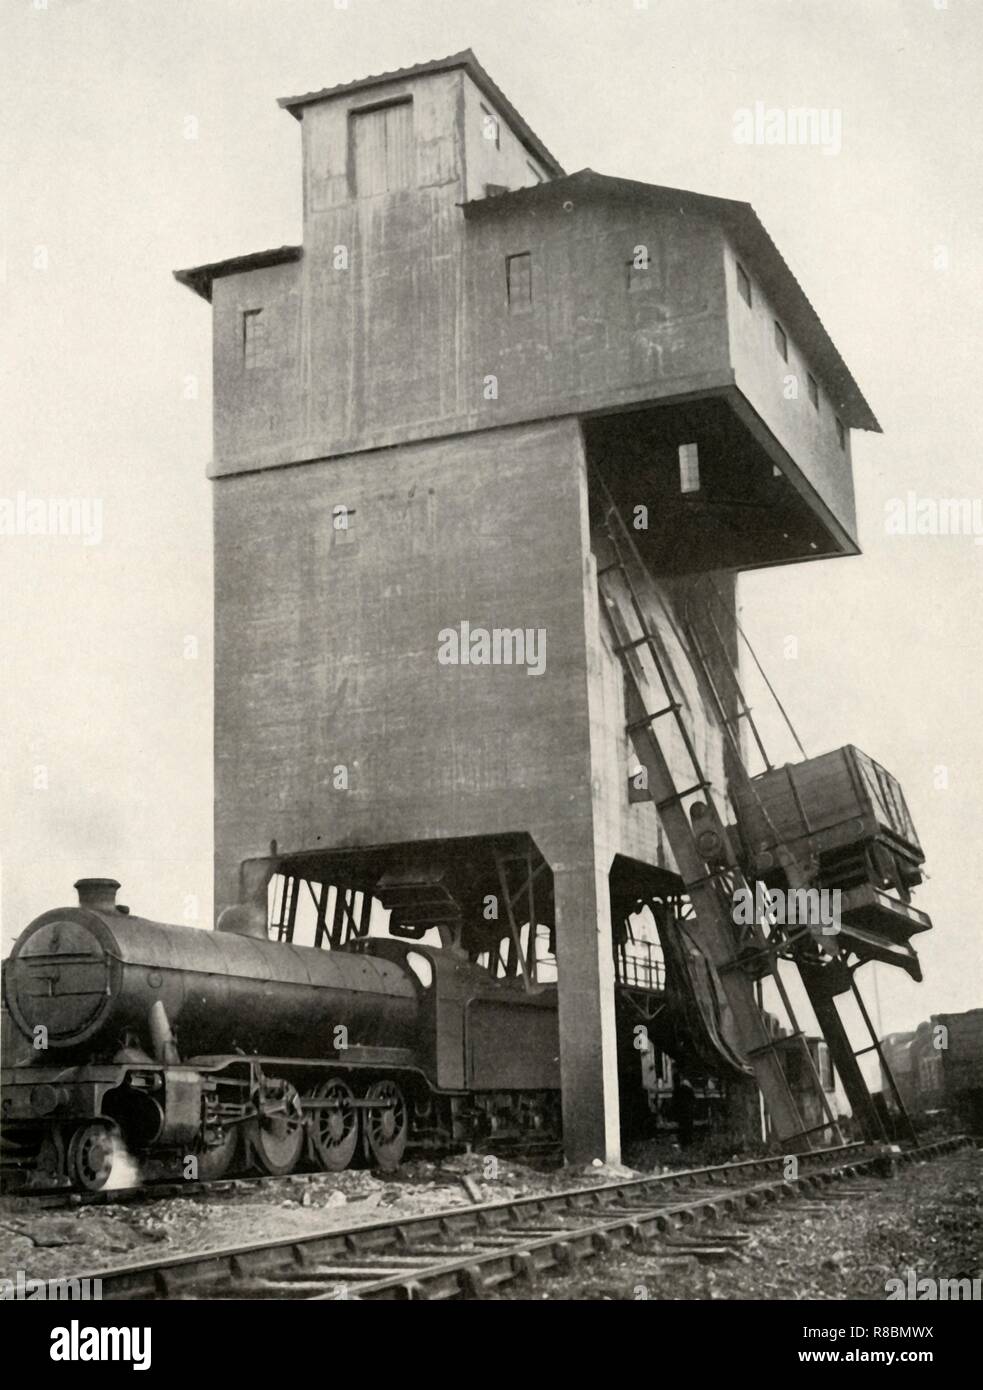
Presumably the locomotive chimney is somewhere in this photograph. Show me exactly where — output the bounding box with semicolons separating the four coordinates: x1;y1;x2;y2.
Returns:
74;878;121;910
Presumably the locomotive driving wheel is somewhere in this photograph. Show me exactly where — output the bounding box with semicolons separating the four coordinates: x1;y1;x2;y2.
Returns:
67;1122;117;1192
247;1079;305;1176
308;1079;359;1172
196;1125;240;1181
362;1080;408;1172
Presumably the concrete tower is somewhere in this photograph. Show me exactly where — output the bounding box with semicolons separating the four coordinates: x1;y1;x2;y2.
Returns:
176;52;879;1162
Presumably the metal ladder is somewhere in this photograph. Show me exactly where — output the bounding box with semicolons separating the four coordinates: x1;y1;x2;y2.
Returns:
593;485;843;1151
678;576;917;1144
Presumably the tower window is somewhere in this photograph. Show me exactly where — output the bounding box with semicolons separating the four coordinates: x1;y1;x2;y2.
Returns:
807;373;819;409
774;320;788;361
678;442;700;494
480;103;500;150
242;309;268;369
836;418;846;450
736;262;752;307
506;252;532;311
351;98;414;195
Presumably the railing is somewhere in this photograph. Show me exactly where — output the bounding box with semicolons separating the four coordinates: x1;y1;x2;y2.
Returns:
615;939;666;992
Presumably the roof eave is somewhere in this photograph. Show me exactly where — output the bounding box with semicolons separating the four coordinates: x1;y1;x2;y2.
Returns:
173;246;303;303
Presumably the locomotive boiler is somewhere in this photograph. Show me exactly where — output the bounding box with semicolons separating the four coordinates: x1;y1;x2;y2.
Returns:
1;879;562;1189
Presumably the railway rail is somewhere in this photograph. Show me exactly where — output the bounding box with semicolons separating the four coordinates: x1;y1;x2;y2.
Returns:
53;1135;968;1301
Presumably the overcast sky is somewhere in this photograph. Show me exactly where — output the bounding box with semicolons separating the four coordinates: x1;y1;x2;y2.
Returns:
2;0;980;1042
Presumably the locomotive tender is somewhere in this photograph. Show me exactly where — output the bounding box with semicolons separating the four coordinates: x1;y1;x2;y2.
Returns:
1;878;562;1189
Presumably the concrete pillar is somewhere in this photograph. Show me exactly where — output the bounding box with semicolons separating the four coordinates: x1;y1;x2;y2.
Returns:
538;438;623;1166
551;851;622;1166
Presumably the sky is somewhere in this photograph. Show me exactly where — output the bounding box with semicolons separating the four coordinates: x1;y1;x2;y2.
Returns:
1;0;980;1044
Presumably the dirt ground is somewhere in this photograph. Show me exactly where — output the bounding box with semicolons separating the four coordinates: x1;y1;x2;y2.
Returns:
0;1151;616;1284
2;1146;978;1299
501;1147;983;1300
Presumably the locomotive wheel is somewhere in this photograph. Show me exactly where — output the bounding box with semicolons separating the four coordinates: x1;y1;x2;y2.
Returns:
67;1122;117;1192
308;1079;359;1172
248;1081;305;1176
362;1081;408;1172
196;1126;240;1181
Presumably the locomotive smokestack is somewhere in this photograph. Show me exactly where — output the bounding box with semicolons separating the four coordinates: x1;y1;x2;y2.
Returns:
74;878;121;910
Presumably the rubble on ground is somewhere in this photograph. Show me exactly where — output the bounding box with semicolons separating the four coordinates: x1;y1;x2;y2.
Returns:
499;1147;983;1300
3;1146;976;1298
0;1152;561;1284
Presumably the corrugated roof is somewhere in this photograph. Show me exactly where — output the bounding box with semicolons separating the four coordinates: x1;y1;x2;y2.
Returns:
462;169;880;432
277;48;565;179
173;246;302;303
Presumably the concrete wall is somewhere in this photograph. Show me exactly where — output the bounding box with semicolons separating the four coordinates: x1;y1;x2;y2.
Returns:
724;239;857;542
214;417;601;905
210;198;733;482
213;415;735;907
203;63;859;562
211;70;550;470
299;69;547;226
301;69;464;227
207;84;857;554
212;261;305;465
213;414;634;1160
463;201;730;421
460;76;550;199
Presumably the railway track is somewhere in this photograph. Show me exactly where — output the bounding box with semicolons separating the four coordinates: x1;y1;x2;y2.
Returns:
57;1135;968;1300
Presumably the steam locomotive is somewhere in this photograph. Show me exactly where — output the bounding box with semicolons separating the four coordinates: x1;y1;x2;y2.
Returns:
1;877;575;1190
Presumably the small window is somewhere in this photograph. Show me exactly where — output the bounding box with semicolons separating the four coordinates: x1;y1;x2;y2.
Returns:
678;442;700;494
807;373;819;409
479;103;500;150
242;309;268;369
774;320;788;361
816;1041;834;1091
405;951;434;989
534;924;557;983
351;98;414;195
736;262;752;307
836;418;846;450
506;252;532;311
